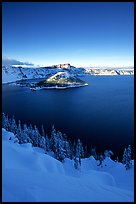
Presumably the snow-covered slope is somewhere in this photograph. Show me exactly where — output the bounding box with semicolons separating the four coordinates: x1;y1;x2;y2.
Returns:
2;128;134;202
2;66;59;84
2;65;134;84
84;68;134;75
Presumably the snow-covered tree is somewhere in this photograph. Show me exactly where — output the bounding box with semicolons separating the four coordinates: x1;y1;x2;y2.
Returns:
50;124;57;152
55;131;66;162
2;113;10;131
2;112;6;128
16;120;22;143
74;139;84;167
33;125;41;147
71;140;76;159
39;136;46;150
125;145;132;170
104;150;114;159
21;124;31;143
64;141;71;159
122;148;127;164
76;139;84;159
41;124;45;138
74;156;80;170
10;115;17;135
27;124;33;140
45;134;50;152
97;154;104;167
56;141;66;162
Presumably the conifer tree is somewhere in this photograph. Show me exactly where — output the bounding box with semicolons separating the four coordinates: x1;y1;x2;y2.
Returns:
76;139;83;158
41;124;45;138
10;115;17;135
104;150;114;159
2;113;10;131
27;124;33;143
16;120;22;143
71;140;76;159
75;139;83;167
22;124;31;143
33;125;41;147
125;145;132;170
64;141;71;159
39;136;46;150
74;156;80;170
122;148;127;164
55;131;66;162
45;134;50;152
97;154;104;167
2;112;6;128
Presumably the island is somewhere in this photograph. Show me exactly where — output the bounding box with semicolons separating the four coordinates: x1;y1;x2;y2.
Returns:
30;71;88;90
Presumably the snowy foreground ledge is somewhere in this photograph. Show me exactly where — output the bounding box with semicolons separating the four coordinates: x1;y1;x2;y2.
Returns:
2;128;134;202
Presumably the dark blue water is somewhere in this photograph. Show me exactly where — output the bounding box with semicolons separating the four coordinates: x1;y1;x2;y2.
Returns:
2;75;134;159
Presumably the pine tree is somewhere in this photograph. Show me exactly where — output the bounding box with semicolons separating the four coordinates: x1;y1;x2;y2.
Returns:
32;125;41;147
2;112;6;128
68;140;73;160
64;141;71;159
2;113;10;131
39;136;46;150
104;150;114;159
50;125;57;152
45;134;50;152
22;124;31;143
55;131;66;162
122;148;127;164
71;140;76;159
74;156;80;170
97;154;104;167
41;124;45;138
125;145;132;170
10;115;17;135
16;120;22;143
76;139;83;158
75;139;83;167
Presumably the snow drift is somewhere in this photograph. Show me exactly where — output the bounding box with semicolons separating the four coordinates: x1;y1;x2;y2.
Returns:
2;128;134;202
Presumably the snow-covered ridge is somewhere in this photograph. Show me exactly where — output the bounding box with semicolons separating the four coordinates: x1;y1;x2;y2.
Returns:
2;128;134;202
47;71;71;81
84;68;134;75
2;64;134;84
2;65;59;84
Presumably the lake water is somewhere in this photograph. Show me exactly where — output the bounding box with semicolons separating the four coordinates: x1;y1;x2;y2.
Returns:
2;75;134;159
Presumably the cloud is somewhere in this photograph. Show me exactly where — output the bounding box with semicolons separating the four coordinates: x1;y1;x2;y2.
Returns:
2;57;34;66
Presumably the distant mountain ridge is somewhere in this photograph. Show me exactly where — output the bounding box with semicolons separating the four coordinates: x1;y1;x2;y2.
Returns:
2;63;134;84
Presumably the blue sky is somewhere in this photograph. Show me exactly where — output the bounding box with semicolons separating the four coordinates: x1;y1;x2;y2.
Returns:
2;2;134;67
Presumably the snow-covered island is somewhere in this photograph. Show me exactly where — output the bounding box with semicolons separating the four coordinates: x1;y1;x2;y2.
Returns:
2;128;134;202
31;71;88;90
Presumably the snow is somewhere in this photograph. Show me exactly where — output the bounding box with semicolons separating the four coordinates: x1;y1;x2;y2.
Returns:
30;83;88;90
2;66;58;84
2;128;134;202
2;65;134;84
48;71;71;80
